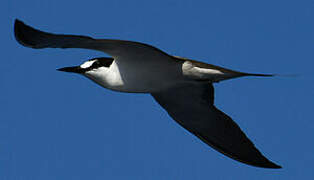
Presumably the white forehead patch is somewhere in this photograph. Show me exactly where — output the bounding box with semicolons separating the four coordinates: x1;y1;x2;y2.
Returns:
80;60;96;69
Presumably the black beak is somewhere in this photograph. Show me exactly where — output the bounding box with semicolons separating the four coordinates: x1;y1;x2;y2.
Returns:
57;66;85;73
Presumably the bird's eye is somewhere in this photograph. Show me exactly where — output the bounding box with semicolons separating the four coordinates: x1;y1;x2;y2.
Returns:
93;61;100;66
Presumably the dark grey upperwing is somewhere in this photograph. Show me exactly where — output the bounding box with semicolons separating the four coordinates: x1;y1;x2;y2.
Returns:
14;19;170;59
151;83;281;168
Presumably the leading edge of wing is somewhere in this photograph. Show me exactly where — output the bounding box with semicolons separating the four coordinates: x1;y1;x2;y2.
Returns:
14;19;171;58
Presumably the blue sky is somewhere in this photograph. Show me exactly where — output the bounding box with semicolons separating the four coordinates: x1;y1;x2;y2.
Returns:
1;0;314;179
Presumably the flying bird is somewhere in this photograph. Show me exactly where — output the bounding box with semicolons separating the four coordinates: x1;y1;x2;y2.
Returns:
14;19;281;169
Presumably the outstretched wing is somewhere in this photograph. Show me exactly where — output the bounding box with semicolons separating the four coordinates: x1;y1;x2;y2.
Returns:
151;83;281;168
14;19;170;60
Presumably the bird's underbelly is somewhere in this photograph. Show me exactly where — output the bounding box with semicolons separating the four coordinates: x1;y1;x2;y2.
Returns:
106;83;176;93
104;74;187;93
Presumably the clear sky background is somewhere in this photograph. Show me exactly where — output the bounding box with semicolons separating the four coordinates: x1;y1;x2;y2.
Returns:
1;0;314;179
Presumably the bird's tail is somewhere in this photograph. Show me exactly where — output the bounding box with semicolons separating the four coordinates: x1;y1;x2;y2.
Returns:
242;73;299;78
242;73;275;77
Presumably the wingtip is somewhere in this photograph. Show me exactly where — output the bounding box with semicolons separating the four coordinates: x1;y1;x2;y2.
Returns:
271;164;282;169
14;19;22;37
230;152;282;169
259;161;282;169
235;154;282;169
14;19;32;47
14;19;26;36
14;19;45;48
14;19;23;26
245;155;282;169
241;152;282;169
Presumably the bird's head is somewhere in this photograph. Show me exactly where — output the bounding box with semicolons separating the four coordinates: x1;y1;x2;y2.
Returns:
57;57;114;75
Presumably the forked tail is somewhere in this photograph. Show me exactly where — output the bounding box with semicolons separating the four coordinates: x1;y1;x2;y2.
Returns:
243;73;275;77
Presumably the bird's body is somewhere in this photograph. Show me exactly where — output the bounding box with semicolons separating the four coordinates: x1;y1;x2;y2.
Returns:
75;55;266;93
84;57;231;93
14;19;281;169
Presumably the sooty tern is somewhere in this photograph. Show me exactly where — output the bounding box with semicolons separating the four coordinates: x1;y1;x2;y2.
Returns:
14;19;281;169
